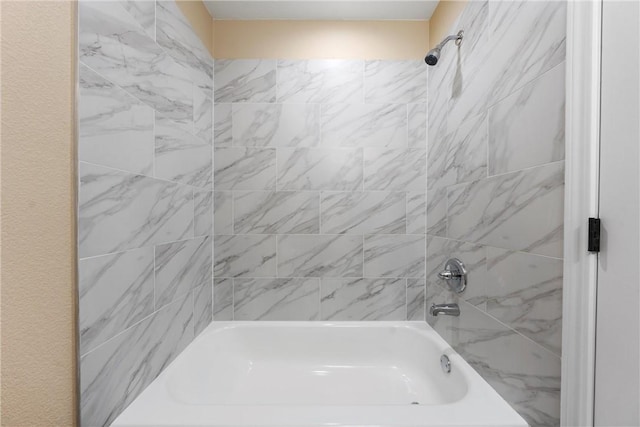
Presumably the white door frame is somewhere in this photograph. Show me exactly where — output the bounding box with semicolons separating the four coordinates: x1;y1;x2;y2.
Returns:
561;0;602;425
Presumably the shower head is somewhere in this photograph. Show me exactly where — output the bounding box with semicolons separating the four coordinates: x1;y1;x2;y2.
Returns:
424;30;464;66
425;47;441;66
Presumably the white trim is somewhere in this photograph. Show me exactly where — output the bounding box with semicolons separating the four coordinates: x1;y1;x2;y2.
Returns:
561;1;602;426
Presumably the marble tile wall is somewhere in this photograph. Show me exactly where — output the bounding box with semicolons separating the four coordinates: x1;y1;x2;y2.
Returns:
77;1;213;425
425;1;566;426
213;58;428;322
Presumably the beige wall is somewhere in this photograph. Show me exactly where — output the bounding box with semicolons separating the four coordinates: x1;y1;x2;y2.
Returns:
1;1;77;425
213;20;429;59
175;0;215;56
429;0;467;49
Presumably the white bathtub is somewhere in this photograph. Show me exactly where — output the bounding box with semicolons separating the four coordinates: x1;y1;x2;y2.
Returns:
113;322;527;426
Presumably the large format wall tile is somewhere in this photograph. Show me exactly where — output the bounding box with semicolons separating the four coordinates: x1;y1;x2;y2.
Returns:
278;235;363;278
194;190;213;237
364;60;427;104
155;1;213;85
79;1;192;121
277;148;363;191
406;191;427;235
213;191;233;234
234;191;320;234
321;278;406;321
321;192;406;234
427;113;487;191
213;278;233;320
193;84;213;144
234;278;320;320
79;64;154;175
407;278;426;321
233;103;320;147
214;147;276;190
447;162;564;257
449;301;561;426
320;104;407;148
214;59;276;103
214;103;233;146
155;115;212;188
79;163;193;258
488;62;565;175
364;234;426;278
214;235;277;277
119;0;155;39
80;293;194;427
277;60;363;104
79;247;154;355
364;148;427;192
155;237;212;309
408;103;428;148
426;188;447;237
194;283;213;336
486;247;563;356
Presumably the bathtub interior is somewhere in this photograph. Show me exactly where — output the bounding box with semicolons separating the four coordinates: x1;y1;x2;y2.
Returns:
166;323;468;406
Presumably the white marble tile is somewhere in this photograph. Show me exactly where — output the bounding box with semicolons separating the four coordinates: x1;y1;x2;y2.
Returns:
320;191;405;234
488;62;565;176
234;278;320;320
234;191;319;234
364;60;427;104
447;162;564;257
155;236;212;309
233;103;320;147
320;103;407;148
193;84;213;144
407;278;426;321
447;301;561;427
213;278;233;320
194;282;212;336
364;234;426;278
426;236;486;308
426;188;447;237
79;247;154;355
277;148;363;191
486;247;563;356
214;235;276;277
213;191;233;235
408;103;427;148
79;1;193;121
277;235;363;278
155;115;212;188
427;112;487;191
406;191;427;235
214;103;232;146
447;0;565;130
214;147;276;190
119;0;155;39
214;59;276;103
321;278;405;321
364;148;426;191
79;64;154;175
277;59;363;104
80;293;193;427
79;162;193;258
427;37;457;145
155;1;213;83
194;190;213;237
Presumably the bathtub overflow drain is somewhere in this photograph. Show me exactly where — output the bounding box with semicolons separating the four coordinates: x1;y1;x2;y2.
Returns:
440;354;452;374
411;402;420;405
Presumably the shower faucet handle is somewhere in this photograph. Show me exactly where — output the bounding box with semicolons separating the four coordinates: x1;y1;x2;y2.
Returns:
436;258;467;294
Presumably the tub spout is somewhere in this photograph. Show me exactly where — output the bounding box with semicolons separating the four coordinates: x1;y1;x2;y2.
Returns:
429;303;460;317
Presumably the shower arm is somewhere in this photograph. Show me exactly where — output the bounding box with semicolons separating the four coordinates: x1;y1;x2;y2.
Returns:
435;32;463;50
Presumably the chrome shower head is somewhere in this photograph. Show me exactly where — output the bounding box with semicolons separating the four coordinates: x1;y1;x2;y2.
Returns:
425;47;441;66
424;30;464;66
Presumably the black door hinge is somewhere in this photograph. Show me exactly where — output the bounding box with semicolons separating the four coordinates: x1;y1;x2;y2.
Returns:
588;218;601;253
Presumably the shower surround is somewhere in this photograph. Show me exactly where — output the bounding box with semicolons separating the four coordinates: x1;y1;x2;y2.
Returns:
212;59;428;321
77;1;213;425
425;1;566;426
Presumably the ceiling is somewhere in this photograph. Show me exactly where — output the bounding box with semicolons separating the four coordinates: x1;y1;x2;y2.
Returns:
203;0;439;21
